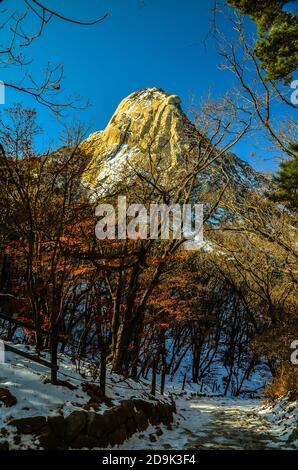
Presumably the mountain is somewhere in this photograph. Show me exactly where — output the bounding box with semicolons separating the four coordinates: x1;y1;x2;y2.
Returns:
80;87;265;199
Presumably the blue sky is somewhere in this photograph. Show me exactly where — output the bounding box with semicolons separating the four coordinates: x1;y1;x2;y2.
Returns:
1;0;294;172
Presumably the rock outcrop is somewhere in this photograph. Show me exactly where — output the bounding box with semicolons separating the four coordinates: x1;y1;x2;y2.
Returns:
81;87;201;195
0;388;17;408
81;87;263;199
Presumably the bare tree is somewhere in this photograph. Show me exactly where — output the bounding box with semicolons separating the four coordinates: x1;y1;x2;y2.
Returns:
208;4;297;160
67;92;253;374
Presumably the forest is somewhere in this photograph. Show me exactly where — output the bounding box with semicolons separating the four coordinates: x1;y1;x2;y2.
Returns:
0;0;297;456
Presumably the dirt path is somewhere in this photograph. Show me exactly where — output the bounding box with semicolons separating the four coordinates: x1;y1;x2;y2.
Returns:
180;399;278;450
120;398;292;450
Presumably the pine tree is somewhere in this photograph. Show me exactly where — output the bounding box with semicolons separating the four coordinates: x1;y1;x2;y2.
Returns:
228;0;298;83
271;143;298;209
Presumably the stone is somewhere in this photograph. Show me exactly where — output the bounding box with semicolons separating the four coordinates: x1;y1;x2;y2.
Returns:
9;416;46;434
134;410;148;432
65;411;87;442
86;412;105;439
171;399;177;413
39;432;66;450
160;404;173;425
0;388;17;407
112;405;132;425
71;434;99;449
97;433;109;448
0;427;9;437
2;397;173;450
81;383;104;403
149;406;160;426
48;415;66;439
126;417;137;437
85;401;100;411
132;399;155;419
161;415;172;425
108;425;127;447
13;435;21;445
121;400;135;418
287;427;298;444
0;441;9;450
101;409;118;433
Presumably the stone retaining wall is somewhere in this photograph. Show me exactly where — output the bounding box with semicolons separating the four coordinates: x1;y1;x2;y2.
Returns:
7;398;176;449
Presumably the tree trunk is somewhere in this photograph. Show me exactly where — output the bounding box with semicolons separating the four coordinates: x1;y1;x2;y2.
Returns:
100;343;107;396
112;318;134;373
151;358;157;396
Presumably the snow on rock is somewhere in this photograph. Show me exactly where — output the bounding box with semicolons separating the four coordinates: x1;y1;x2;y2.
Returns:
0;343;163;449
80;87;264;201
1;343;296;450
258;395;298;448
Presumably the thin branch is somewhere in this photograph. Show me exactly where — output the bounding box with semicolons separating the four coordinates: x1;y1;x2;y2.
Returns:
29;0;108;26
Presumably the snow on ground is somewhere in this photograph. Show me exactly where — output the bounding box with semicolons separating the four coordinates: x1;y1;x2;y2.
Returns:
163;347;271;398
258;395;298;448
0;343;297;450
0;348;87;423
0;343;155;412
119;397;298;450
0;343;157;449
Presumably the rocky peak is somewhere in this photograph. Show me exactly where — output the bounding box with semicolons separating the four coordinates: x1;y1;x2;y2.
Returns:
81;87;262;197
81;87;199;194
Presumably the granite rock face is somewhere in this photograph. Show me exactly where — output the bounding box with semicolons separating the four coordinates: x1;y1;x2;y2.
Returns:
81;87;201;196
80;87;263;200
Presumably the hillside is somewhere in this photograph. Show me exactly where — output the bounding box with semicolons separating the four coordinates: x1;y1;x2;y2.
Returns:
0;344;175;449
1;345;297;450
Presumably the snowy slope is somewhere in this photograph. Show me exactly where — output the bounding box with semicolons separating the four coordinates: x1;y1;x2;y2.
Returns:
0;343;162;449
0;344;297;450
258;396;298;448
